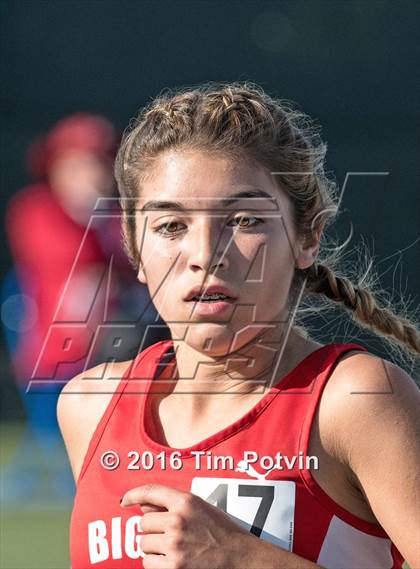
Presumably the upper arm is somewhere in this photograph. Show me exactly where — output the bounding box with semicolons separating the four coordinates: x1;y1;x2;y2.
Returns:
57;365;105;482
57;361;130;482
328;354;420;569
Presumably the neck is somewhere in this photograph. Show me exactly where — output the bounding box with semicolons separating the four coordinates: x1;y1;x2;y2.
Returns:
164;326;320;412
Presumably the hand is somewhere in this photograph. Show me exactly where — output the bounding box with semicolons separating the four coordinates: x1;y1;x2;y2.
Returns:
120;483;251;569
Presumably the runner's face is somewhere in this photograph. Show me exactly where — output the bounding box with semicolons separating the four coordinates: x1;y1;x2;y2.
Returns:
135;149;302;356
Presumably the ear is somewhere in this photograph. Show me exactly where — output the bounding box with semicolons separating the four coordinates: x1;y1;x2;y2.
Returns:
295;222;325;270
137;260;147;284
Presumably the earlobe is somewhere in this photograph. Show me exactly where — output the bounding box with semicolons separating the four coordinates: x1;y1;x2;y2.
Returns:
295;238;321;270
138;271;146;285
137;262;147;284
295;249;316;270
295;222;324;269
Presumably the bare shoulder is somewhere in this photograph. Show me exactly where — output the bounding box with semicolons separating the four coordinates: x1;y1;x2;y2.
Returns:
57;360;134;481
324;348;419;407
319;348;420;460
319;348;420;568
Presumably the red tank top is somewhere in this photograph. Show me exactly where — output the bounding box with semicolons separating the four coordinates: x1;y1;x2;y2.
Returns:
70;340;404;568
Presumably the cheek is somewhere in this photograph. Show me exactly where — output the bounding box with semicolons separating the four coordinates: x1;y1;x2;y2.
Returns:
141;239;182;309
140;233;178;275
250;237;296;319
264;241;295;290
240;232;294;286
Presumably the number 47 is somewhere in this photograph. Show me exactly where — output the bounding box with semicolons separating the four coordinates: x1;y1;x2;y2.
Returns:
205;484;274;538
192;478;295;550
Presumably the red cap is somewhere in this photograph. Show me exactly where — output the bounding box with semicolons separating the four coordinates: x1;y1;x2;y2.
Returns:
44;113;118;170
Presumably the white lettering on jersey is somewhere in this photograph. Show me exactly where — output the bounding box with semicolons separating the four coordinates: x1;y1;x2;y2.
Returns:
88;520;109;563
88;515;145;564
111;516;122;559
126;516;145;559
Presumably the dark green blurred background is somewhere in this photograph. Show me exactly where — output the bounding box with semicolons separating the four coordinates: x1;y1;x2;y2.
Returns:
0;1;419;567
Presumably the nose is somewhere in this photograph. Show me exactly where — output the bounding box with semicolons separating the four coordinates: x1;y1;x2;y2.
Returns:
186;217;229;274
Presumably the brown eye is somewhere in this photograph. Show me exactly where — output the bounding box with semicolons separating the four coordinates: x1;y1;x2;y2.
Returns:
155;221;184;236
229;215;263;229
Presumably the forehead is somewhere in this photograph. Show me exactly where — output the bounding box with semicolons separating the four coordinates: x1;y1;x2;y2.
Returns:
138;149;290;213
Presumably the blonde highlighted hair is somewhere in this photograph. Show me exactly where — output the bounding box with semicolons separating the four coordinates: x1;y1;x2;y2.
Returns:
114;81;419;371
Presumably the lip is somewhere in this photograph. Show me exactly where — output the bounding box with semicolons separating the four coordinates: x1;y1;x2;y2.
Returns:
188;299;235;317
184;284;238;302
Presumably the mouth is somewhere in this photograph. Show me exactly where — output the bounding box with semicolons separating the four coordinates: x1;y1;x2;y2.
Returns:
185;297;235;317
188;293;235;303
184;285;238;316
184;285;238;303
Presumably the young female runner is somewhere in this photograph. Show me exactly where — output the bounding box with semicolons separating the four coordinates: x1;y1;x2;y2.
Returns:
58;82;420;569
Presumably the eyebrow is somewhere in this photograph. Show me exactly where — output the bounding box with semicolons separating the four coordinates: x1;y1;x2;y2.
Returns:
140;189;275;212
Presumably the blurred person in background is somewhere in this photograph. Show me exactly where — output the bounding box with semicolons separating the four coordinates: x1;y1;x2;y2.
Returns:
2;113;167;502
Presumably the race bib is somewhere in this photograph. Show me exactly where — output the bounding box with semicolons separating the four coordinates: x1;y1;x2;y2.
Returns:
191;477;295;551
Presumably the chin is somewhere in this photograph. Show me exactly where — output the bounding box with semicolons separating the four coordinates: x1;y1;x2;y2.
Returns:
169;321;236;356
170;321;267;358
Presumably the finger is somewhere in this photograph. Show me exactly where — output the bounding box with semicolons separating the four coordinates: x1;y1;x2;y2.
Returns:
141;511;180;533
140;533;167;555
143;554;170;569
121;484;187;510
141;503;167;514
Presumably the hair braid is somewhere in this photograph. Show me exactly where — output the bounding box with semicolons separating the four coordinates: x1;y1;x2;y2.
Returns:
305;262;420;355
